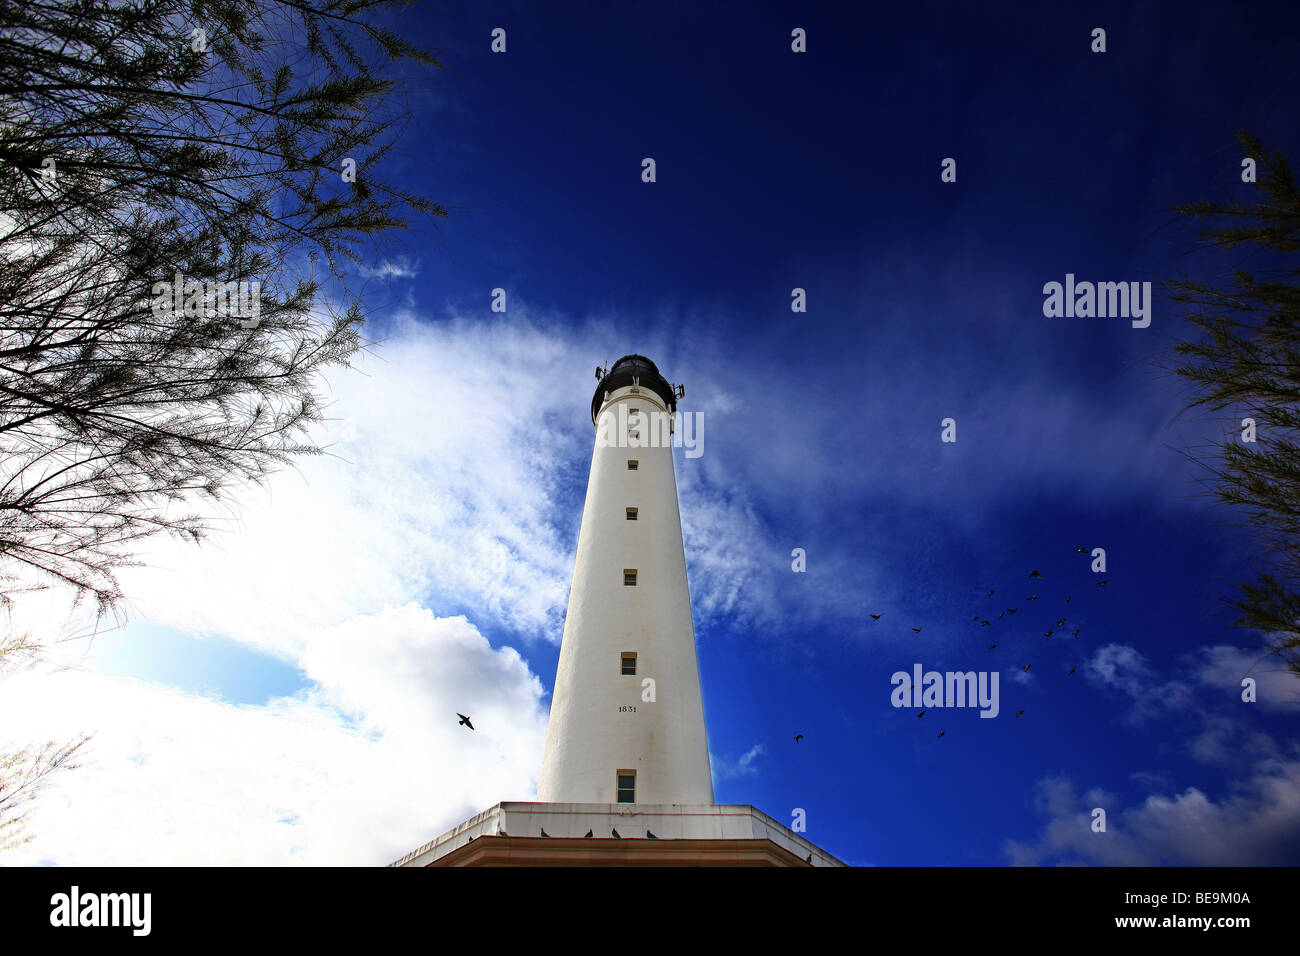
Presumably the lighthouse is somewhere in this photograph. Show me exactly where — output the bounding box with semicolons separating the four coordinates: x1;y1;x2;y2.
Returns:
392;354;843;866
537;354;713;805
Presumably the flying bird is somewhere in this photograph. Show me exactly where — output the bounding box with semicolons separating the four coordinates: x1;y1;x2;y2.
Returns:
1068;666;1076;676
918;709;927;718
1098;580;1109;587
870;614;881;620
1029;570;1043;579
457;713;474;730
998;612;1004;619
988;588;996;595
988;643;998;649
980;620;991;627
972;615;981;622
937;731;946;739
912;627;922;633
1057;619;1066;627
1027;595;1038;601
1016;709;1025;718
794;734;804;743
1007;608;1018;614
1076;547;1087;553
1064;596;1072;604
1072;628;1080;637
1043;630;1054;637
1022;663;1032;672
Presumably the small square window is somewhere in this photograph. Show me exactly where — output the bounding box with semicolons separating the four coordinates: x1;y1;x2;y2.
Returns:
621;652;637;676
627;460;639;470
617;770;636;803
623;569;637;586
626;507;638;520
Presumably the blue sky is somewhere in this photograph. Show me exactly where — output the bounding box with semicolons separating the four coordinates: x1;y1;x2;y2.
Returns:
6;0;1299;866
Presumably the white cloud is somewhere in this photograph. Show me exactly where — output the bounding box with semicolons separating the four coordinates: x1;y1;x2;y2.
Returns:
1006;759;1300;865
711;742;767;784
356;258;420;279
0;605;547;865
109;312;591;656
1197;645;1300;713
1188;714;1280;769
1085;644;1151;697
1084;643;1194;720
1009;641;1300;863
1;309;802;865
96;309;833;658
4;302;1255;866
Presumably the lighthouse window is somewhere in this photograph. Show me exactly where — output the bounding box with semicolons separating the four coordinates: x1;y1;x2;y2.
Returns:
627;459;638;470
626;507;638;520
621;652;637;675
624;569;637;586
617;771;636;803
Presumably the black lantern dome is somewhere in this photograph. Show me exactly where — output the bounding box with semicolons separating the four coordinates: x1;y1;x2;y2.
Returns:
590;354;679;424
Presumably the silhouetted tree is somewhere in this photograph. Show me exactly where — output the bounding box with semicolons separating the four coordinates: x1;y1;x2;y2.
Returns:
1167;131;1300;677
0;0;447;608
0;617;90;849
0;0;447;842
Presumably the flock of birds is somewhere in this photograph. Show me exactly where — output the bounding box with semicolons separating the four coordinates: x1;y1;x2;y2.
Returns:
795;548;1111;743
451;552;1111;843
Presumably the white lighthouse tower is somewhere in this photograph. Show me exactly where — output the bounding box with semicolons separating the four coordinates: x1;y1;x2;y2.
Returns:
392;354;843;866
537;354;713;805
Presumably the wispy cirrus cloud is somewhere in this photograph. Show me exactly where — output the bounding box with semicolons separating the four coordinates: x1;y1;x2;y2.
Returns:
357;257;421;279
1084;644;1194;720
711;742;767;785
